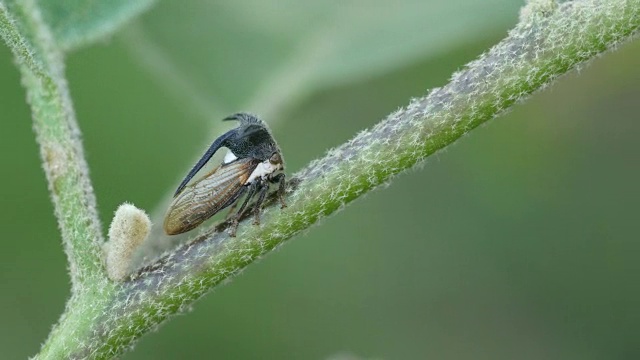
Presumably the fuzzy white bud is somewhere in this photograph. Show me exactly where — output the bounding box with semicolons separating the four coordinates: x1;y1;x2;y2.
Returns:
105;203;151;281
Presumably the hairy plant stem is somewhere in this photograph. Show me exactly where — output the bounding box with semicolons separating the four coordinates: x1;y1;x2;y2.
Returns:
0;0;637;358
1;1;112;356
1;1;105;285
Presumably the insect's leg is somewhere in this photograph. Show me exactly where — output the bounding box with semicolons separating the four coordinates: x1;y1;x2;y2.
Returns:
252;182;269;225
228;183;258;237
236;183;258;218
224;201;238;220
270;173;287;208
228;223;239;237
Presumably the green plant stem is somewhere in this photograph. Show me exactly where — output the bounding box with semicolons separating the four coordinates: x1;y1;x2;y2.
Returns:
29;0;640;358
0;1;104;286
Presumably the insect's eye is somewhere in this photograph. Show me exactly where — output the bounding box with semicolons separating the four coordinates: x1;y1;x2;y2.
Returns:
269;153;282;165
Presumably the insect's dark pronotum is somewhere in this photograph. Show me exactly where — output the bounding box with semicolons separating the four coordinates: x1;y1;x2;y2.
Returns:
163;113;286;236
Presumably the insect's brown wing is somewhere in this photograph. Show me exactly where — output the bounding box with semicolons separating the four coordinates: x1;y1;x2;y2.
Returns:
164;158;259;235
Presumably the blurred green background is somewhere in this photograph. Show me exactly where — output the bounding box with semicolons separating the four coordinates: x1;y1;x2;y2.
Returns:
1;1;639;359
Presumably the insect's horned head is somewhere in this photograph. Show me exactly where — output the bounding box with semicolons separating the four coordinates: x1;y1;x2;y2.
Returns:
270;152;283;168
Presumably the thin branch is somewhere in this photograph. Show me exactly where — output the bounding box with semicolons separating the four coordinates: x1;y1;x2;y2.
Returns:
0;2;45;78
35;0;640;358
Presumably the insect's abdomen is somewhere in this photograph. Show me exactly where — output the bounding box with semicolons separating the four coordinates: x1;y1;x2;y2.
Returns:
163;159;257;235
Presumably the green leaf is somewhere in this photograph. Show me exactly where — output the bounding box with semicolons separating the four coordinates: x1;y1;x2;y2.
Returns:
38;0;156;51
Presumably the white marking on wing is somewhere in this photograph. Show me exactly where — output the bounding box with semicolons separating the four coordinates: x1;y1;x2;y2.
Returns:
223;150;238;164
